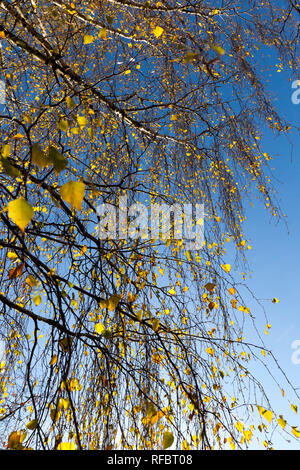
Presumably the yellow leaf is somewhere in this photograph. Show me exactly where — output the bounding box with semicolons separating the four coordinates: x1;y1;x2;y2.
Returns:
66;96;75;109
257;406;273;423
77;115;88;127
7;431;27;450
50;355;57;365
1;144;10;158
8;198;34;231
277;416;286;430
57;119;69;132
152;352;163;364
228;287;236;295
95;323;105;335
168;287;176;295
153;26;164;38
243;429;252;443
26;419;38;430
33;294;42;306
263;409;273;423
221;264;231;273
98;28;107;39
59;181;85;210
292;427;300;438
272;297;279;303
83;35;94;44
291;404;298;414
107;294;121;311
57;442;76;450
162;431;174;449
211;44;225;55
32;143;49;168
25;275;38;287
235;421;244;432
206;347;214;356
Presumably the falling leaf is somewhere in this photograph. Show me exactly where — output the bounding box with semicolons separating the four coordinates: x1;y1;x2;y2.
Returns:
8;198;34;231
32;143;49;168
33;294;42;306
211;44;225;55
291;404;298;414
8;264;23;280
235;421;244;432
59;181;85;210
57;442;76;450
107;294;121;311
66;96;75;109
25;275;38;287
77;115;88;127
48;146;68;173
95;323;105;335
1;157;21;178
152;26;164;38
162;431;174;449
277;416;286;430
59;337;73;352
221;264;231;273
183;52;199;63
83;35;94;44
50;355;57;365
98;28;107;39
26;419;38;430
57;119;69;132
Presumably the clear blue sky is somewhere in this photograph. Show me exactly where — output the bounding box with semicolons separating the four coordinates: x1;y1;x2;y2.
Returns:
230;67;300;448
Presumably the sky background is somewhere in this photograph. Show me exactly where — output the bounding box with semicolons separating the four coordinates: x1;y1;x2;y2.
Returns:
229;65;300;448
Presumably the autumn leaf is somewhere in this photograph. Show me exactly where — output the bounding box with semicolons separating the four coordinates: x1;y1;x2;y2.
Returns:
83;35;94;44
107;294;121;311
57;119;69;132
205;282;216;293
162;431;174;449
291;404;298;414
8;264;23;280
48;146;68;173
95;323;105;335
152;26;164;38
33;294;42;306
7;198;34;231
57;442;76;450
26;419;38;430
59;337;73;353
77;115;89;127
32;143;50;168
221;264;231;273
211;44;226;55
59;181;85;210
277;416;286;430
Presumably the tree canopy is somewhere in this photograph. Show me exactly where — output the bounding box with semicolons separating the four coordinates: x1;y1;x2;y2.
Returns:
0;0;299;450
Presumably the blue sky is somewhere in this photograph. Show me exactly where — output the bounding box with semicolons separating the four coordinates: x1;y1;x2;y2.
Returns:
230;68;300;448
